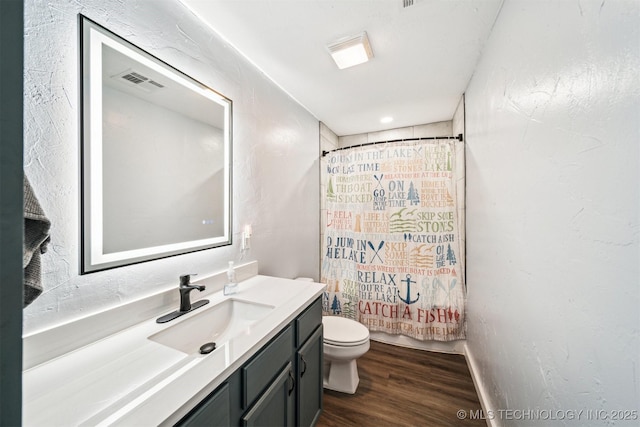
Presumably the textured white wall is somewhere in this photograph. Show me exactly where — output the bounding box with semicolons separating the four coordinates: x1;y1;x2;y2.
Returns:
23;0;319;334
465;0;639;424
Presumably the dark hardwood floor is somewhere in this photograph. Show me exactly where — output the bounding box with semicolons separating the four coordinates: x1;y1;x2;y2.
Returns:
316;341;486;427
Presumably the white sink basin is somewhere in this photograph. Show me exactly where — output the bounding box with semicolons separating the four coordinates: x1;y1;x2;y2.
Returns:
148;299;275;354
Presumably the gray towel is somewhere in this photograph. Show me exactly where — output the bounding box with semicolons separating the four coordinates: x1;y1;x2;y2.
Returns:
23;175;51;307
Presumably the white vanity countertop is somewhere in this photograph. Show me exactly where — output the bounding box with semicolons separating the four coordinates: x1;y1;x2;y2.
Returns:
22;275;325;426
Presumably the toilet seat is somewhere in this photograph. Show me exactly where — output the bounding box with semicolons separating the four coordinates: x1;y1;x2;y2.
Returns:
324;337;370;347
323;316;370;347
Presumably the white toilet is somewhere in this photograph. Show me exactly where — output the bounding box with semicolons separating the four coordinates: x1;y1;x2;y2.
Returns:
294;278;370;394
322;315;370;394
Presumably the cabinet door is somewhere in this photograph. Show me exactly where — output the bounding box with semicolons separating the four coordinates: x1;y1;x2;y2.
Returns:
242;362;295;427
297;325;323;427
178;382;230;427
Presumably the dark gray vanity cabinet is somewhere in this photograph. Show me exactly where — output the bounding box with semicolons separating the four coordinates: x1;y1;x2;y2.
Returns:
177;296;323;427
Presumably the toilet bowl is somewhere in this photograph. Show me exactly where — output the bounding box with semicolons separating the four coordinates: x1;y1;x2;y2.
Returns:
322;315;370;394
293;278;370;394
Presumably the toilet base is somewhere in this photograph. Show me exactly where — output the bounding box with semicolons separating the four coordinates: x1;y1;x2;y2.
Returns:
323;359;359;394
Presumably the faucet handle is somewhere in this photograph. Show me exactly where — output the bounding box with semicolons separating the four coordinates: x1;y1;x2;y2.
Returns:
179;273;198;287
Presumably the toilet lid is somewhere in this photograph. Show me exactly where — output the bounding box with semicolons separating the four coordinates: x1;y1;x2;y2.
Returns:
323;316;370;346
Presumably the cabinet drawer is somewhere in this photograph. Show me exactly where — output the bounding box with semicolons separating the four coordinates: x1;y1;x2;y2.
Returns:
296;297;322;347
243;325;293;408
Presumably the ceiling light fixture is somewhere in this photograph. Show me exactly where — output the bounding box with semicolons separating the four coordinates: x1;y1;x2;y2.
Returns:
326;31;374;70
380;116;393;124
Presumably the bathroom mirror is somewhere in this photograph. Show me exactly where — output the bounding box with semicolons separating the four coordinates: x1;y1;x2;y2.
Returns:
80;15;232;273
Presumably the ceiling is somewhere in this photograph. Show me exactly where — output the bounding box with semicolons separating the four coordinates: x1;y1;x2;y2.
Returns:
180;0;503;136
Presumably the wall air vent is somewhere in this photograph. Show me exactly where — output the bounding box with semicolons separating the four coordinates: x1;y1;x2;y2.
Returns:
111;69;164;93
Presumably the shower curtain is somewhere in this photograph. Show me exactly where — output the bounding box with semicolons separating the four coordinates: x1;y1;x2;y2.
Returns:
321;140;466;341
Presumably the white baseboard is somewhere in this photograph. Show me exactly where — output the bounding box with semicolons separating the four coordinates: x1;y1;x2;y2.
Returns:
463;342;499;427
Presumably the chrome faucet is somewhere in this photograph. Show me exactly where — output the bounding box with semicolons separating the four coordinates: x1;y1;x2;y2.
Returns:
157;274;210;323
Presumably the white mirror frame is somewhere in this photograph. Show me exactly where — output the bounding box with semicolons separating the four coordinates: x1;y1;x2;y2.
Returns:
80;15;232;274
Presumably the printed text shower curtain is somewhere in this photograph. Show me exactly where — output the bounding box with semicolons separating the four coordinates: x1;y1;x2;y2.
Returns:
321;140;466;341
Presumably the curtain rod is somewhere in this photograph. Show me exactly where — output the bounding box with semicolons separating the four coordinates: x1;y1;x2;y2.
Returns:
321;133;464;157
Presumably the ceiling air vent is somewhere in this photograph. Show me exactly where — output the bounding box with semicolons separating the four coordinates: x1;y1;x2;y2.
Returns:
147;80;164;88
121;71;147;84
402;0;424;8
111;69;164;93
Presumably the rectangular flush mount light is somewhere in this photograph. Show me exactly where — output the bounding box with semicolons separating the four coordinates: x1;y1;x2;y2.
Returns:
327;31;373;69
